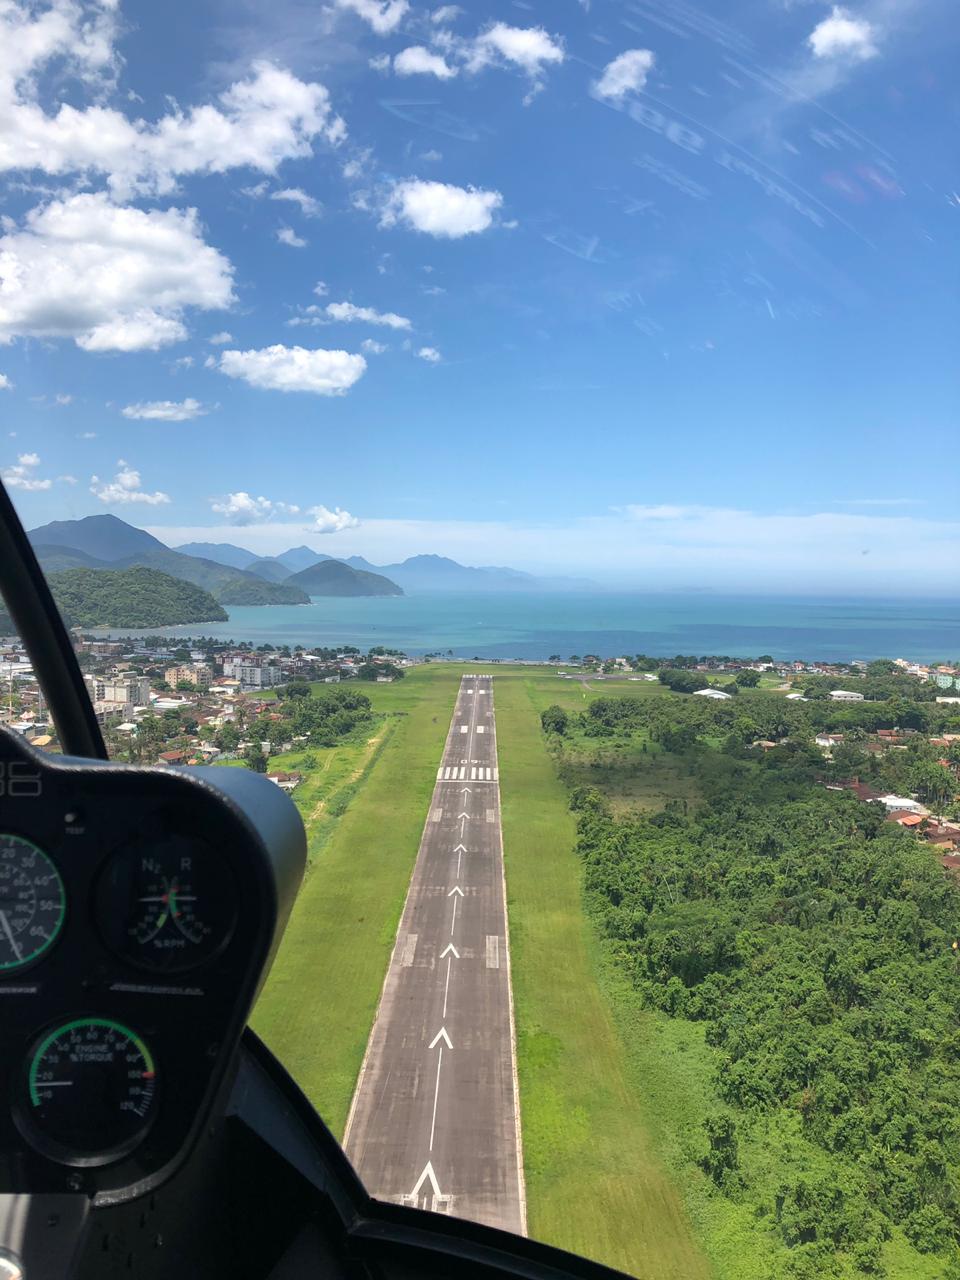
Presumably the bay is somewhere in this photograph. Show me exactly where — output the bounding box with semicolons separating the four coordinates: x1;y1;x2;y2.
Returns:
102;592;960;663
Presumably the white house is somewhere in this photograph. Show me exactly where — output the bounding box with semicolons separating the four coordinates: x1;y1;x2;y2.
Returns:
879;794;925;813
694;688;732;700
830;689;865;701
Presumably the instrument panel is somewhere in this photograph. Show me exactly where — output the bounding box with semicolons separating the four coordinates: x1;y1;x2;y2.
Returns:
0;729;305;1201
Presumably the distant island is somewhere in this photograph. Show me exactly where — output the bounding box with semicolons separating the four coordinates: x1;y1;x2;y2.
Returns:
286;559;403;597
47;567;227;628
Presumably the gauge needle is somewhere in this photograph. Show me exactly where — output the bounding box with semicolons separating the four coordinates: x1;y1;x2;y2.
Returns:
0;910;22;962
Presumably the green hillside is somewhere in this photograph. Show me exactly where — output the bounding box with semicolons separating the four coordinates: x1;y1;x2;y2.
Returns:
47;567;228;628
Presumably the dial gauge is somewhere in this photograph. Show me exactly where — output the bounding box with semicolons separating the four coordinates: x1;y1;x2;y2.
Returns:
21;1018;158;1164
0;834;65;975
96;834;238;972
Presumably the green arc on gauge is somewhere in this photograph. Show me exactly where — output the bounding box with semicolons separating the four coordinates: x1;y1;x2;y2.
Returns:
28;1018;155;1107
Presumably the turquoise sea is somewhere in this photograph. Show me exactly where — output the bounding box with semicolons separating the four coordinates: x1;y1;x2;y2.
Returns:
105;593;960;663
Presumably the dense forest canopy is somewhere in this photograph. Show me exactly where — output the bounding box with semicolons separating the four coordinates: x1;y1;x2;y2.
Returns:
545;688;960;1277
48;567;227;628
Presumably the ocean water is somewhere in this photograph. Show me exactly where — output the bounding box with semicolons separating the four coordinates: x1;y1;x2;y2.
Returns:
104;593;960;663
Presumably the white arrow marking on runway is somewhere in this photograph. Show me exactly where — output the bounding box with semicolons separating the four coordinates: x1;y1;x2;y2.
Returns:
459;814;467;837
457;811;470;820
447;884;464;897
429;1026;453;1049
410;1160;445;1202
440;943;459;958
449;894;459;934
453;843;467;854
459;787;472;796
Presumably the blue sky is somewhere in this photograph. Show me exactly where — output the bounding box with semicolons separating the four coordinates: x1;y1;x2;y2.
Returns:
0;0;957;592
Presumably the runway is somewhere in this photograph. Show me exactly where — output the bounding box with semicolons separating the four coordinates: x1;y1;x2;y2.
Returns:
343;674;526;1236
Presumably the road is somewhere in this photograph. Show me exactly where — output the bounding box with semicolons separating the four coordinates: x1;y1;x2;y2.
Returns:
343;674;526;1236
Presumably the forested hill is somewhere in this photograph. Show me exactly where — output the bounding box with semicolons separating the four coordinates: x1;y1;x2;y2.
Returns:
48;567;228;628
544;691;960;1277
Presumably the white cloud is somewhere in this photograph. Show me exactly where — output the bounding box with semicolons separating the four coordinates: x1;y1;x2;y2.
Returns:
0;374;11;390
57;473;77;484
270;187;323;217
310;504;360;533
417;346;441;362
313;280;329;297
276;226;307;247
241;180;269;199
208;331;233;345
432;5;461;22
361;338;387;354
209;492;299;525
420;148;442;162
121;398;208;421
369;53;391;72
807;7;877;60
216;344;366;395
394;46;457;79
0;25;346;199
0;193;234;352
381;179;503;237
90;459;170;505
77;431;97;439
592;49;655;102
54;392;72;405
464;22;564;97
2;452;51;491
335;0;409;35
325;301;411;330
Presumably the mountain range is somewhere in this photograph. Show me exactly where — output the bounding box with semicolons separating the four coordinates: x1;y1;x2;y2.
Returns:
173;542;592;594
25;517;592;628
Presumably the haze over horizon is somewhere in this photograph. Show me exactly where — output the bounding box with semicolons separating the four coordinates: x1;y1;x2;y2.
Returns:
0;0;957;595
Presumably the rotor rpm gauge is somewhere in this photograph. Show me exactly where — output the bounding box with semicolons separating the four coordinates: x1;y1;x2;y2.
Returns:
20;1018;157;1164
96;833;238;973
0;834;65;975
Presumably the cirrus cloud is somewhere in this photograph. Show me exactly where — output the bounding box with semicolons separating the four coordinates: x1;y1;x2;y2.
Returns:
216;344;366;395
380;178;503;237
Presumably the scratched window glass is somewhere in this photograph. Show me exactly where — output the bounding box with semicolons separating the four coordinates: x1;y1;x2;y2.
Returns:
0;0;958;1274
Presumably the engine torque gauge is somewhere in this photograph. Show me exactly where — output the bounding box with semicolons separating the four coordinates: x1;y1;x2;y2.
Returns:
19;1018;158;1164
96;833;238;973
0;834;65;975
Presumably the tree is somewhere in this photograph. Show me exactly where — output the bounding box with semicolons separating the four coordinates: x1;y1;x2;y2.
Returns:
541;705;569;735
244;743;268;773
735;669;761;688
699;1114;739;1186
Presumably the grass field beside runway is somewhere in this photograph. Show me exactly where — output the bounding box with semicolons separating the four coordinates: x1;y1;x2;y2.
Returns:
251;669;462;1134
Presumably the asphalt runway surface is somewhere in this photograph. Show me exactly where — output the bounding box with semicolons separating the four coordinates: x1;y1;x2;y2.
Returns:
344;674;526;1235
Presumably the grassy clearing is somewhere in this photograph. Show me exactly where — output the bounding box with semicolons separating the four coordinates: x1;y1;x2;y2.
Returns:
251;669;460;1134
492;671;711;1280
